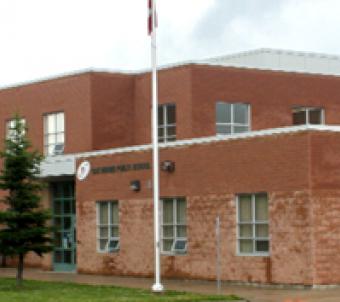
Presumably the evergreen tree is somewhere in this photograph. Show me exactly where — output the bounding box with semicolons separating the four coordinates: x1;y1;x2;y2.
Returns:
0;115;53;286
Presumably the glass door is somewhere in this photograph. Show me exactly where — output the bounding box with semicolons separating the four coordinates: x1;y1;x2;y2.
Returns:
52;182;76;272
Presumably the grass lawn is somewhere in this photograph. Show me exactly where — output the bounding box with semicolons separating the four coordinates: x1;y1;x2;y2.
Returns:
0;278;241;302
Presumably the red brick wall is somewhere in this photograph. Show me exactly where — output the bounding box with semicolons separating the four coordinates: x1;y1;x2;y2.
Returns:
91;73;135;150
0;73;93;154
75;132;314;283
191;65;340;138
133;66;192;145
309;132;340;284
2;66;340;153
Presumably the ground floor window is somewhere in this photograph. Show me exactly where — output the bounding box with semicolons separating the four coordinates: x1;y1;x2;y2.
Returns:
237;193;269;255
161;197;187;254
96;201;119;253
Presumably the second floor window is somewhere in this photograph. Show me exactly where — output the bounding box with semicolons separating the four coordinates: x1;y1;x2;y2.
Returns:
44;112;65;156
158;104;176;143
216;102;250;135
292;107;324;125
6;118;26;141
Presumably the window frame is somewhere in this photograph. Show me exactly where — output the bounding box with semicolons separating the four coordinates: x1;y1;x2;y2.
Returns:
43;111;65;156
292;107;325;125
216;102;251;135
96;200;120;254
236;193;269;257
158;103;176;143
160;197;187;255
5;118;26;141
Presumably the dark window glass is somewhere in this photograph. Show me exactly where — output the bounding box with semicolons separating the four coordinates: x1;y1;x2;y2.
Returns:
293;108;323;125
167;105;176;124
256;240;269;252
54;251;63;263
216;102;231;123
216;125;231;134
167;126;176;136
234;126;248;134
158;104;176;142
54;232;62;247
63;217;71;230
158;106;164;125
234;103;248;124
293;110;307;125
64;251;72;264
309;109;322;124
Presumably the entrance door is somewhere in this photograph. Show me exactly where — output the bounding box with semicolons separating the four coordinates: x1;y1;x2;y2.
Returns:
52;182;76;272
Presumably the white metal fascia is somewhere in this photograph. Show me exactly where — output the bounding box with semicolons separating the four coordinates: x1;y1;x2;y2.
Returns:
40;154;76;178
39;124;340;177
75;124;340;159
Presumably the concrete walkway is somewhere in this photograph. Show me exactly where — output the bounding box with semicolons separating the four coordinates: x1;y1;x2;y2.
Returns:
1;268;340;302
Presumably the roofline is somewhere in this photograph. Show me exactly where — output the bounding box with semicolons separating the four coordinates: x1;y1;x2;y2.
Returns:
204;47;340;62
40;124;340;177
43;125;340;163
4;48;340;91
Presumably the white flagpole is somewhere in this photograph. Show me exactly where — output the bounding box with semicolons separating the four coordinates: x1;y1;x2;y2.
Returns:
151;0;164;293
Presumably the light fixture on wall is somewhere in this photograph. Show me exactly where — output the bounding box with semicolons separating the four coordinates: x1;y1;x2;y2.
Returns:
130;180;141;192
161;160;175;173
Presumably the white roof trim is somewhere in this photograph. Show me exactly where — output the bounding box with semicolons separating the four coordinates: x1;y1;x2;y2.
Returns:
4;48;340;90
40;124;340;177
204;48;340;63
71;125;340;160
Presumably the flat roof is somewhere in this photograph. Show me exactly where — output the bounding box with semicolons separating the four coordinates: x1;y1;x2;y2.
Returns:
3;48;340;91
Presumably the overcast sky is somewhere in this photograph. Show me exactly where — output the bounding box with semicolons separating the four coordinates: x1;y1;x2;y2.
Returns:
1;0;340;87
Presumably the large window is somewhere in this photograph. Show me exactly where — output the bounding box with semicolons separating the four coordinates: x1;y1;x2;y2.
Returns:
216;102;250;135
292;107;324;125
96;201;119;253
6;118;26;141
237;193;269;255
158;104;176;142
161;197;187;254
44;112;65;156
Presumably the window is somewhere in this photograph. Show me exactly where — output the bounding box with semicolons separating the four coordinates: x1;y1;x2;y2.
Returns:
96;201;119;253
292;107;324;125
6;118;26;141
216;102;250;135
44;112;65;156
237;193;269;255
161;197;187;254
158;104;176;142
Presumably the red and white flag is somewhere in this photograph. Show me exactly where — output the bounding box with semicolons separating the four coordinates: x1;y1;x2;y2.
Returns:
148;0;157;35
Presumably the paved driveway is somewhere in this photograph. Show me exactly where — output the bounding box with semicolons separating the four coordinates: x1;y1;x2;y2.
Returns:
1;268;340;302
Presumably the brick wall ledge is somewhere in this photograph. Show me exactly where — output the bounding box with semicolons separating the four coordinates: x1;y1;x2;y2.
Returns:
77;124;340;159
40;124;340;177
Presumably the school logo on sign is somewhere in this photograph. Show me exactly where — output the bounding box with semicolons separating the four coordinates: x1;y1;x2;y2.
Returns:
77;161;91;181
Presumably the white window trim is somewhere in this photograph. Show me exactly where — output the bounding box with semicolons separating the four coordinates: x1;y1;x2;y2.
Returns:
160;197;187;255
216;102;251;135
158;103;176;143
43;112;65;156
292;107;325;125
236;193;269;257
96;201;120;254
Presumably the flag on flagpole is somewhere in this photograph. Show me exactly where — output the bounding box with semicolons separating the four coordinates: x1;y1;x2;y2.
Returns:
148;0;157;35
